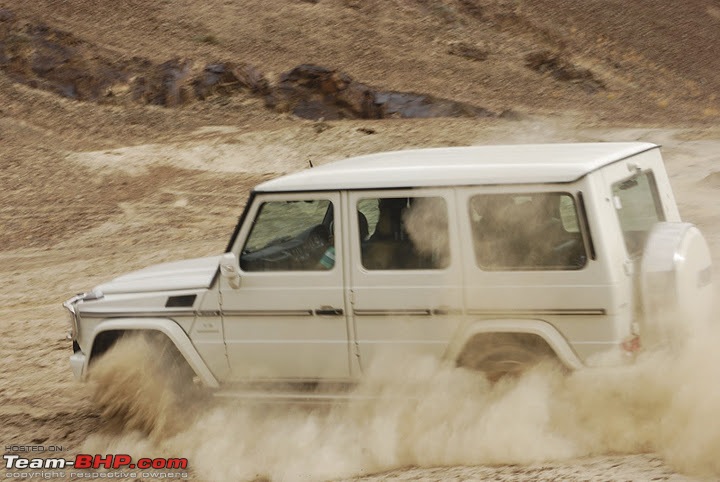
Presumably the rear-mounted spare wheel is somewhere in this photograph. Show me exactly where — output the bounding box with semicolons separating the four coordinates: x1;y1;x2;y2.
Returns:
640;222;714;349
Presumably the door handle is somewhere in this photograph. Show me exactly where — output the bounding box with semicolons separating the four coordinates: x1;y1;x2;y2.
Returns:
315;307;344;316
432;307;462;316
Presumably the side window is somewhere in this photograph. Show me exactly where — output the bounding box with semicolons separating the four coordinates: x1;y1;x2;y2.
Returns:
240;199;334;272
612;171;664;257
469;192;587;270
357;196;450;270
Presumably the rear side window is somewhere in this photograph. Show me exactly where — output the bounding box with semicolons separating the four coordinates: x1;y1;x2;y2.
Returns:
612;171;664;257
469;192;587;270
357;196;450;270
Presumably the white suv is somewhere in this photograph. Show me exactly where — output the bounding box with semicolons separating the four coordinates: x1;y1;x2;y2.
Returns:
64;143;714;390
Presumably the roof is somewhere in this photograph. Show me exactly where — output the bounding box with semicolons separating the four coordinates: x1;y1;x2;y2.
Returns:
255;142;659;192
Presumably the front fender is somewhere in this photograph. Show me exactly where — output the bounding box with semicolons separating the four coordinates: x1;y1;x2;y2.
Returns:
445;318;584;370
87;318;219;388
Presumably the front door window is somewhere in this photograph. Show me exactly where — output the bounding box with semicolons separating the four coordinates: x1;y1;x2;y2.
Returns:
241;199;334;271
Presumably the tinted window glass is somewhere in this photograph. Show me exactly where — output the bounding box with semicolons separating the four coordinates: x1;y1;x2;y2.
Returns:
612;171;663;256
357;196;449;270
241;200;334;271
469;193;587;270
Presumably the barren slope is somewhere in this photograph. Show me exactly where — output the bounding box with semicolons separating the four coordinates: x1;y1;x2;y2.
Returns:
1;1;720;481
2;0;720;129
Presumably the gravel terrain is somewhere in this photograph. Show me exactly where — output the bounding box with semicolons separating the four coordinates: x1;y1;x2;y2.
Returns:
1;1;720;480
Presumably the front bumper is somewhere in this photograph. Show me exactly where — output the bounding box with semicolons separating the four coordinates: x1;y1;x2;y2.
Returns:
69;351;86;380
63;294;84;340
63;289;103;380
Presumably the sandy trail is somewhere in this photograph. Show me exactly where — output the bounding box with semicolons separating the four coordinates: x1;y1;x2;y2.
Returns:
1;118;719;481
82;325;720;481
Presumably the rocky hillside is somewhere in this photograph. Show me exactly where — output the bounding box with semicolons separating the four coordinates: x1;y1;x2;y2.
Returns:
1;0;718;249
1;0;718;147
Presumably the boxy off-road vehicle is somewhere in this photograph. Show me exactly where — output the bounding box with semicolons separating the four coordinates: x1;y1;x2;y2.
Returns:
64;143;714;394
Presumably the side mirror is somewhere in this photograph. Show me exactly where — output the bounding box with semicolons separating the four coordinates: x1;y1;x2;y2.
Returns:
219;252;241;289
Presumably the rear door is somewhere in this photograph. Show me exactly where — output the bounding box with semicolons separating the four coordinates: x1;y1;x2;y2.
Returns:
346;189;464;369
457;185;615;361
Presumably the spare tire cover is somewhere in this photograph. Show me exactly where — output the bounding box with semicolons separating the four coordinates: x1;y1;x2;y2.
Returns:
640;222;714;348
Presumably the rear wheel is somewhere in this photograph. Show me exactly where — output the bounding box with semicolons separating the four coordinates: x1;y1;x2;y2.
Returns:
457;333;560;381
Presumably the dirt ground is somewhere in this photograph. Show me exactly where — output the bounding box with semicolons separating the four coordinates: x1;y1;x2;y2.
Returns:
1;117;719;481
1;0;720;480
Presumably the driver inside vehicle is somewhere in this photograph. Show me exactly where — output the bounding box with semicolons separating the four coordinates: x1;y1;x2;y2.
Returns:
317;222;336;270
317;213;370;270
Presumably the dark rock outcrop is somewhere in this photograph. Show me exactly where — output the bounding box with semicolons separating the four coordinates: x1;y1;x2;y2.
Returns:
0;10;495;120
0;19;131;101
193;62;270;100
524;50;605;93
270;64;493;120
131;58;194;107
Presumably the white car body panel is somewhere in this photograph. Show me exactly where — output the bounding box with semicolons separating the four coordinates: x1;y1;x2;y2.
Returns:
256;143;658;192
63;142;713;393
217;191;353;381
444;318;585;370
97;255;221;294
345;187;465;367
86;318;220;388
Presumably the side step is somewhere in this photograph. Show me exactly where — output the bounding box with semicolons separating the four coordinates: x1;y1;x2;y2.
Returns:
212;382;418;404
212;390;384;404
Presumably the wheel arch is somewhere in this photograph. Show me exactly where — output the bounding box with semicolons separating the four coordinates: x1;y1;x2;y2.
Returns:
446;318;585;371
87;318;219;388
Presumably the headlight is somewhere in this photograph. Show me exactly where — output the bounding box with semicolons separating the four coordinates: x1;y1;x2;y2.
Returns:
63;289;104;340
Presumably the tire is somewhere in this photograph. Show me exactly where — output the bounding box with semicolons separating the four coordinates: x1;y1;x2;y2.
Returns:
457;333;559;381
640;222;714;350
88;332;204;436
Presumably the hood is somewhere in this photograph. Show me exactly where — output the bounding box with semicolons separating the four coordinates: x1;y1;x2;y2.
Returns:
97;255;221;294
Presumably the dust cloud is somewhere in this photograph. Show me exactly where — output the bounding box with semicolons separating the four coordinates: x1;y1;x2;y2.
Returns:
89;334;205;439
84;318;720;481
81;129;718;480
402;197;450;267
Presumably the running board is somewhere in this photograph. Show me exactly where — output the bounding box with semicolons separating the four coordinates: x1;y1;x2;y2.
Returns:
212;390;417;404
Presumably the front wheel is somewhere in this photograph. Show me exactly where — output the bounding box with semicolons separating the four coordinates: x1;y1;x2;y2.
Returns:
88;332;204;436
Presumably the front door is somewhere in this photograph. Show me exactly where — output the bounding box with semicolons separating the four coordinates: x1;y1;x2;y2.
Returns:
220;192;351;381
